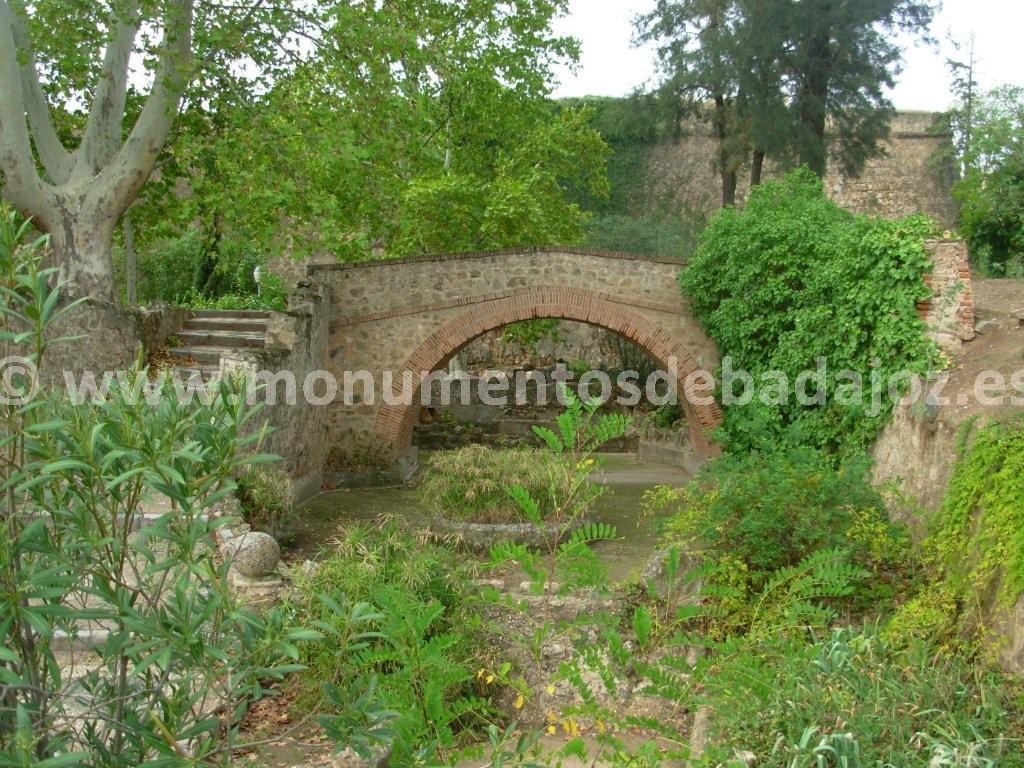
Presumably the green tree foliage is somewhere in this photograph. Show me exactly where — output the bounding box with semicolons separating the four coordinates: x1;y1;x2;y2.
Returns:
786;0;935;177
681;170;941;454
636;0;784;205
127;0;607;303
0;0;315;301
950;86;1024;276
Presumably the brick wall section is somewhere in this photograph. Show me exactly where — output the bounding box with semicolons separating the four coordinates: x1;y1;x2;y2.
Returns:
311;248;723;461
918;239;976;350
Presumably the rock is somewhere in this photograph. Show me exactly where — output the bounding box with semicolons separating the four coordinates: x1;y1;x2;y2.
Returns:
734;750;757;766
225;532;280;577
1012;310;1024;328
295;745;391;768
974;319;999;334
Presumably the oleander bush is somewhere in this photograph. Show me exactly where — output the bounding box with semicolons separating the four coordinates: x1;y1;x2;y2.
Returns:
0;209;311;767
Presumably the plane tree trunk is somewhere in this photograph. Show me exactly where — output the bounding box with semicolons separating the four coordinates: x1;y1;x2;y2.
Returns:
0;0;194;303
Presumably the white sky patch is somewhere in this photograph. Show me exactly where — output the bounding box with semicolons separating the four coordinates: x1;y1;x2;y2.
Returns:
551;0;1024;110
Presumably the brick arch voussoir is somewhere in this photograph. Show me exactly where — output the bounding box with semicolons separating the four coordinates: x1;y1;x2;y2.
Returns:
374;288;722;457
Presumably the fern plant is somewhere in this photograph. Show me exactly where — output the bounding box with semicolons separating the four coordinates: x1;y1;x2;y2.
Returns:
489;386;628;595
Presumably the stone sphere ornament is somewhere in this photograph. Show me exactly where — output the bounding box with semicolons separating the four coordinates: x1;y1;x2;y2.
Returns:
225;532;281;578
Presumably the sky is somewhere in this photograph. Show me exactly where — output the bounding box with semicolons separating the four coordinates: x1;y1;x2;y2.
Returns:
551;0;1024;111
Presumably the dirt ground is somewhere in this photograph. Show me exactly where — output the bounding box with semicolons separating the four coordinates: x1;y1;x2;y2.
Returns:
932;278;1024;424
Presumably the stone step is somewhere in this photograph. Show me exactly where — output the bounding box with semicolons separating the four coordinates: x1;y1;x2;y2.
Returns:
190;309;272;320
173;366;221;382
168;346;236;365
176;329;265;349
183;316;268;333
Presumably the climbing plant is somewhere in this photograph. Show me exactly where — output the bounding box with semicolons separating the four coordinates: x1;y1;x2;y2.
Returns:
888;417;1024;648
681;169;943;455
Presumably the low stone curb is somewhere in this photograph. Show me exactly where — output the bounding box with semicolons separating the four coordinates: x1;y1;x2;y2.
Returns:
429;515;590;551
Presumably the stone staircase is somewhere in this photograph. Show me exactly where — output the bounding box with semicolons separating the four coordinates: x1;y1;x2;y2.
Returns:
168;309;270;380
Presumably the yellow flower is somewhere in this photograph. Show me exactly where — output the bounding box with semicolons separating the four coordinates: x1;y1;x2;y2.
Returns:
546;684;555;695
596;720;606;734
547;711;558;723
485;674;495;684
477;669;485;679
514;693;525;710
547;725;556;735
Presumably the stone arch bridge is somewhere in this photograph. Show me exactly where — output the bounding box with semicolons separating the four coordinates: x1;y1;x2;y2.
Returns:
306;247;723;469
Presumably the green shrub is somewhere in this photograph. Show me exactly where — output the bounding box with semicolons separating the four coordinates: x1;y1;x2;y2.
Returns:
951;85;1024;277
500;319;562;355
681;169;942;455
695;628;1023;767
292;524;490;765
137;228;288;311
137;227;207;303
236;466;295;541
489;388;628;593
956;155;1024;277
0;209;308;766
655;447;907;578
420;445;570;523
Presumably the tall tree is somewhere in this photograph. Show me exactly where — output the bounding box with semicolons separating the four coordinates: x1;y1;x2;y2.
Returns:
0;1;193;302
637;0;790;205
946;31;980;178
637;0;748;207
787;0;936;177
0;0;307;302
127;0;591;278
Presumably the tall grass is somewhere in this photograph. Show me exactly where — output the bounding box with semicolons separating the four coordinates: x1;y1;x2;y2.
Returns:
420;446;569;523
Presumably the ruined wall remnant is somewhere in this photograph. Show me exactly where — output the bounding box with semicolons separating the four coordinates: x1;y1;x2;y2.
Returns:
647;112;957;227
920;238;976;351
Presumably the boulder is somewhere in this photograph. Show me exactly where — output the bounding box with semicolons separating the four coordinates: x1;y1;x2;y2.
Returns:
225;532;281;578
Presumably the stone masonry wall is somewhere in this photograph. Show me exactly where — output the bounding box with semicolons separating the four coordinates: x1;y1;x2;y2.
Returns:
648;112;957;227
221;283;331;503
40;301;187;386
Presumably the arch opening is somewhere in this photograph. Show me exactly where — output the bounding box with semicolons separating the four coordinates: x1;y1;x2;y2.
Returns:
371;287;722;460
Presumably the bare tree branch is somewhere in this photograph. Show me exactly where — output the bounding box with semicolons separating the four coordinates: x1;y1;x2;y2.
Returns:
93;0;195;220
73;0;143;181
9;2;73;184
0;0;48;222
